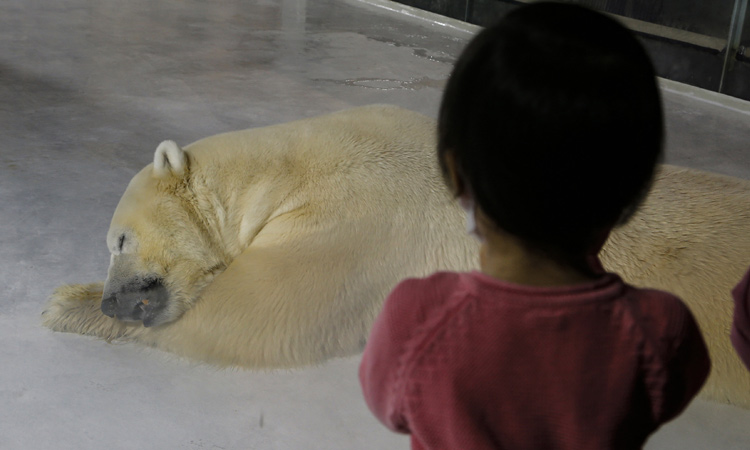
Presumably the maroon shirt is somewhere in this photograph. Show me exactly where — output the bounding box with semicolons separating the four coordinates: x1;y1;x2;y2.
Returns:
360;271;710;450
732;266;750;370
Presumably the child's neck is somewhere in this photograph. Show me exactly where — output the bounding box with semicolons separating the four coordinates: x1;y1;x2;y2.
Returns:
479;228;599;287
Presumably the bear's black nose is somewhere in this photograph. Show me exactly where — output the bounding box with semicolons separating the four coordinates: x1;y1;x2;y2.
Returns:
101;294;118;317
100;278;169;325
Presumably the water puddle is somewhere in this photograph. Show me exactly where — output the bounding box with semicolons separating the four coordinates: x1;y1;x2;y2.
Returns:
315;76;445;91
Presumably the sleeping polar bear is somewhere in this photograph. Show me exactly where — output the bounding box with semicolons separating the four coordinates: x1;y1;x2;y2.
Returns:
42;105;750;408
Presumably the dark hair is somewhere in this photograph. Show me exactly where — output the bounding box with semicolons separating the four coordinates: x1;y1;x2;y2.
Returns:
438;2;663;262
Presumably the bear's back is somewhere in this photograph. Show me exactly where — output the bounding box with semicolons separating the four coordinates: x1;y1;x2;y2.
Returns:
602;165;750;406
184;105;440;186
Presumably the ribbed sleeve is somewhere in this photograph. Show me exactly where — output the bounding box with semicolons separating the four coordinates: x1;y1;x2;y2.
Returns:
359;277;444;433
731;266;750;370
360;271;711;450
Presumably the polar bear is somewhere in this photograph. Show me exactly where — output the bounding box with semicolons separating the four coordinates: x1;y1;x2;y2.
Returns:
43;105;478;365
42;105;750;408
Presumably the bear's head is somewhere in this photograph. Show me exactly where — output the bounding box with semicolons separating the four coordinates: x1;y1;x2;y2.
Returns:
101;141;227;327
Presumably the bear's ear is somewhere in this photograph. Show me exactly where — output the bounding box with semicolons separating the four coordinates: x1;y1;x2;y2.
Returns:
153;140;188;178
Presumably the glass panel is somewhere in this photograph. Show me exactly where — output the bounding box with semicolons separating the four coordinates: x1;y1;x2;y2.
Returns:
395;0;750;100
737;0;750;51
645;1;733;38
511;0;735;43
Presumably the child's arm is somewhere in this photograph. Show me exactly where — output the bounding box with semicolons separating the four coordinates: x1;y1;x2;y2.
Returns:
359;280;421;434
656;302;712;423
731;266;750;370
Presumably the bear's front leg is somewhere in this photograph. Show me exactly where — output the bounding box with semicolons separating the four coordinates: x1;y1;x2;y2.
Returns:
42;282;139;341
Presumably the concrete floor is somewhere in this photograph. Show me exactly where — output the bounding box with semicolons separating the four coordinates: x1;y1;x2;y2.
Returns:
1;0;749;448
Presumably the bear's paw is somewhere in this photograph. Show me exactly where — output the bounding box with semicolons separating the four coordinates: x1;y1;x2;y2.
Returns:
42;282;133;341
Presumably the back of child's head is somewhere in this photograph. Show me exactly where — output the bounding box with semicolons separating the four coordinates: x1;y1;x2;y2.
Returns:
438;2;663;262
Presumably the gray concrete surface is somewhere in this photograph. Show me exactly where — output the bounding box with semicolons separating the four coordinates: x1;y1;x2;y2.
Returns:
1;0;748;448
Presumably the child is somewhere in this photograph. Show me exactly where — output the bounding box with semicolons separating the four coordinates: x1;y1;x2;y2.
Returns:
359;3;711;449
732;267;750;370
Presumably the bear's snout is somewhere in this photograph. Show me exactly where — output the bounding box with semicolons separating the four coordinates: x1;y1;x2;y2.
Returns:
101;277;170;327
100;293;119;318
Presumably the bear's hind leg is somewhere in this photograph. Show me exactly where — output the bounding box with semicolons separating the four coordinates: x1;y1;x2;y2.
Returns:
42;282;140;341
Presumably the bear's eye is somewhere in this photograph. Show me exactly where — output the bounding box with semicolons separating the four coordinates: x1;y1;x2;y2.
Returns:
118;234;126;252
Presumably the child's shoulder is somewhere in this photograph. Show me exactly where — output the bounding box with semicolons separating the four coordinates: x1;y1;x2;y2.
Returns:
622;285;701;344
394;271;466;291
391;271;488;304
625;285;692;314
384;271;473;322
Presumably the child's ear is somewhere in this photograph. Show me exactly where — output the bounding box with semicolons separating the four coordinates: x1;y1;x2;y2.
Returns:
443;152;466;196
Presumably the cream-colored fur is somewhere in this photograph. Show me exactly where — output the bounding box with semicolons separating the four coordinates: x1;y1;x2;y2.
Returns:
600;167;750;408
43;105;478;366
42;105;750;408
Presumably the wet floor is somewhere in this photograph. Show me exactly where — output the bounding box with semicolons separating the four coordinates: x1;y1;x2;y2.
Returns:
1;0;749;448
